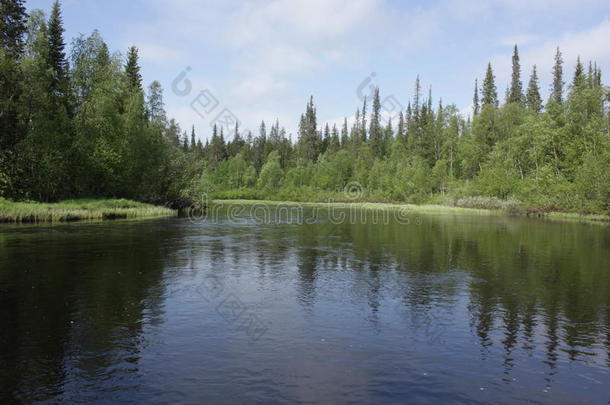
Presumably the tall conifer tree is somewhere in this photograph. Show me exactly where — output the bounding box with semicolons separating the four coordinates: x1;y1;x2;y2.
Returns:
125;46;142;91
482;63;498;107
526;65;542;113
473;79;480;115
0;0;27;150
369;87;382;156
550;47;564;104
508;45;523;104
0;0;27;56
572;56;585;91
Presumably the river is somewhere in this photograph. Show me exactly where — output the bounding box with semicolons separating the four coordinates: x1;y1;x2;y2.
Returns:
1;204;609;404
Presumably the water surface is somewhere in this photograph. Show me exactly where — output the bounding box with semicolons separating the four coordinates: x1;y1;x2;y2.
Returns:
1;206;609;404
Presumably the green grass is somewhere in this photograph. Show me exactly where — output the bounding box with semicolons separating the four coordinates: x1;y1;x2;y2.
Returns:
211;199;610;224
0;198;176;224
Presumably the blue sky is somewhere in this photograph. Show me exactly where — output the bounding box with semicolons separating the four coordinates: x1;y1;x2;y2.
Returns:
26;0;610;141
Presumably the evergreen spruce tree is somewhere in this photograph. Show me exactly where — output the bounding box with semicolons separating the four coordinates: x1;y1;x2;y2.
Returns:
329;124;340;153
360;96;367;142
182;131;189;151
526;65;542;113
382;118;393;156
322;123;330;154
482;63;498;107
297;96;320;161
125;45;142;91
413;75;421;117
587;61;594;89
508;45;523;104
473;79;480;116
340;117;348;147
592;63;601;88
352;108;360;146
228;122;244;157
190;125;196;149
369;87;382;156
0;0;27;150
550;47;564;104
47;1;68;89
572;56;585;91
397;111;405;144
0;0;27;56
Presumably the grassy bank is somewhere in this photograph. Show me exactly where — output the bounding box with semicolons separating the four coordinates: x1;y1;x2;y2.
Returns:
211;199;610;224
0;198;176;224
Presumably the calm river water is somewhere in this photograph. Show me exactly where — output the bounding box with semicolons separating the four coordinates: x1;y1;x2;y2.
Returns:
1;204;609;404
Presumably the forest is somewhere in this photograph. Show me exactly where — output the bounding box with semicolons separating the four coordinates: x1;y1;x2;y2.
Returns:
1;1;609;214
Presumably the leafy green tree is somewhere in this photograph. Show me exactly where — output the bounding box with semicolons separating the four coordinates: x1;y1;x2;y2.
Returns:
146;80;165;124
17;9;71;200
71;32;126;196
257;150;283;191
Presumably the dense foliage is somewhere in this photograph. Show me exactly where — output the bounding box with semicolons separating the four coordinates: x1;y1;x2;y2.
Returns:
1;1;609;214
0;1;201;206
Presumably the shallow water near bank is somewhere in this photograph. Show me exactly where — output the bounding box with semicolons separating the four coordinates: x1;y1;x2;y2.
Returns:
1;206;609;404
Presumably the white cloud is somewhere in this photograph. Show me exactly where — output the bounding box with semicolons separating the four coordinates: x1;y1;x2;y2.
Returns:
231;73;288;102
137;43;183;63
113;0;610;139
498;34;539;47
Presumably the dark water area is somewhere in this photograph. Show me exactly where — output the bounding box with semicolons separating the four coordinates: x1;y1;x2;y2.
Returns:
1;205;609;404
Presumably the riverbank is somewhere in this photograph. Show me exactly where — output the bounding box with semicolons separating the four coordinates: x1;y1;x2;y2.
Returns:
211;199;610;224
0;198;176;224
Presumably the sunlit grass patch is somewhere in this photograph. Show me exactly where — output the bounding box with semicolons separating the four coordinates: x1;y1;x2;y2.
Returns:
0;198;176;224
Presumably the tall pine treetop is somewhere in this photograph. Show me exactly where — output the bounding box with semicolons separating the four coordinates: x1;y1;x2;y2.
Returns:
572;56;585;91
473;78;480;116
550;47;564;104
125;45;142;91
508;45;523;105
48;1;67;77
526;65;542;113
482;63;498;107
369;87;383;156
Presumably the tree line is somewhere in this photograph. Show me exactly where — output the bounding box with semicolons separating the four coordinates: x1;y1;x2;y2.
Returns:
1;0;200;205
1;1;609;213
198;45;609;213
